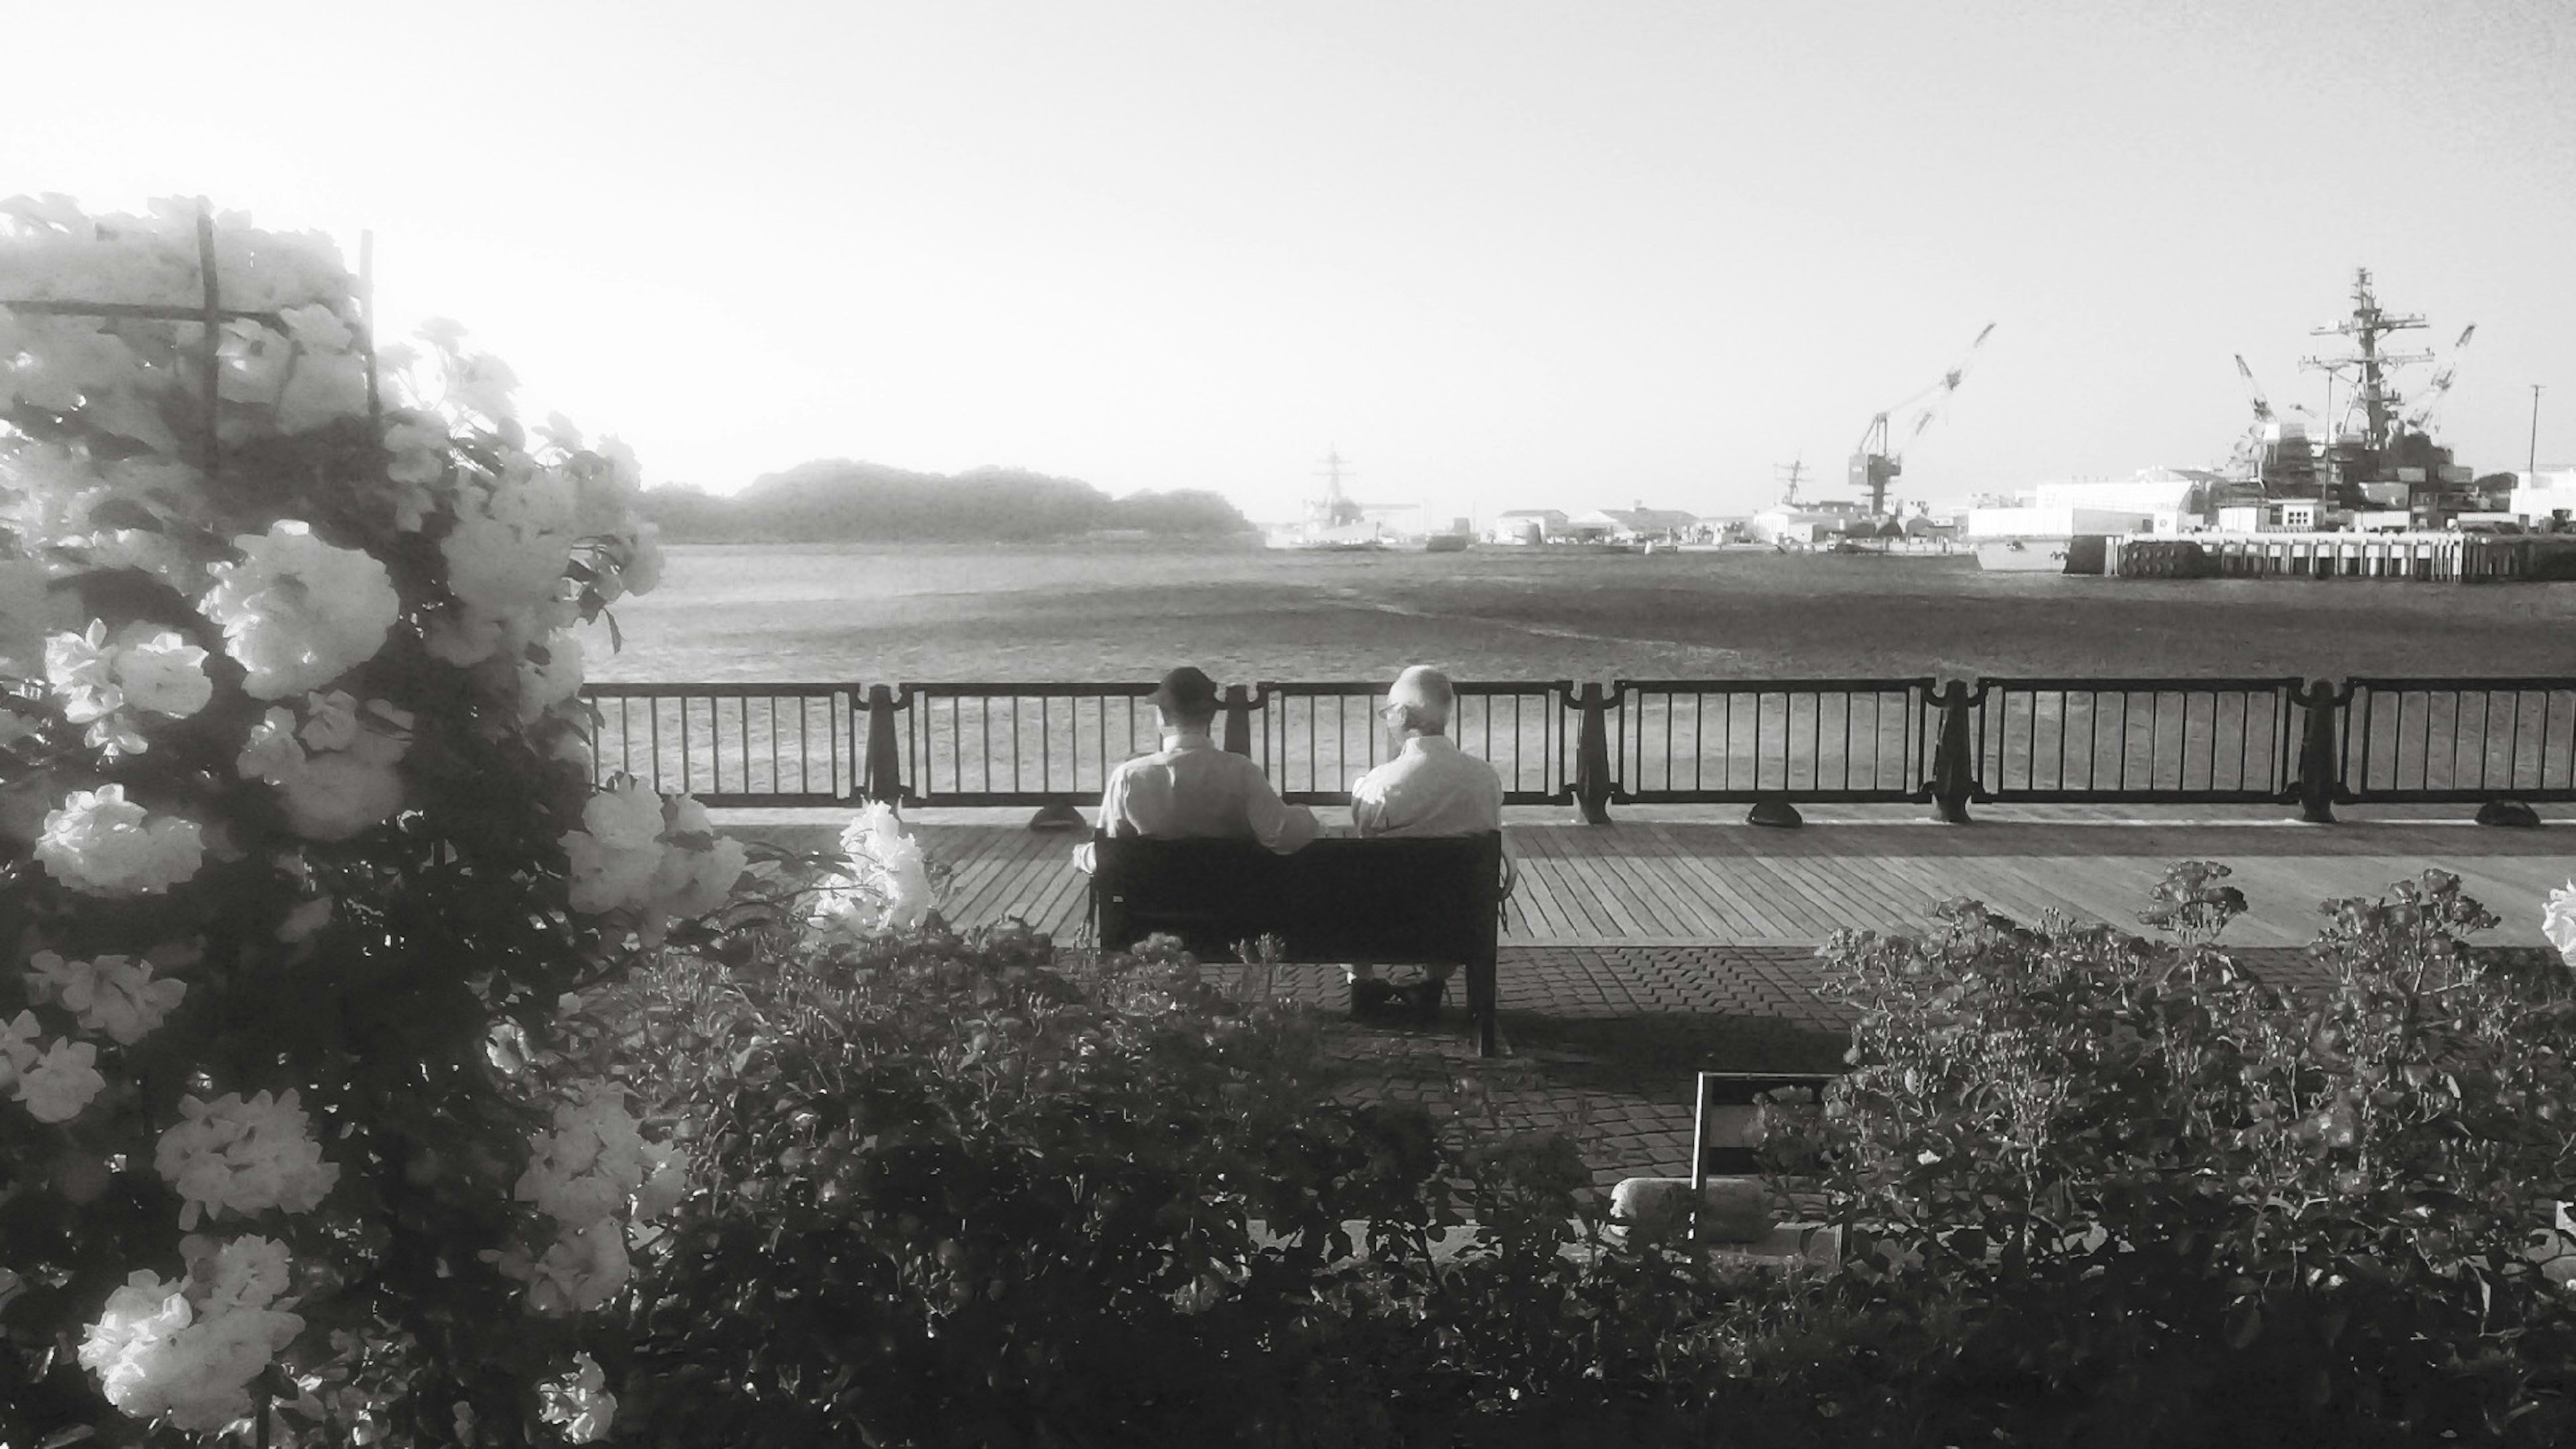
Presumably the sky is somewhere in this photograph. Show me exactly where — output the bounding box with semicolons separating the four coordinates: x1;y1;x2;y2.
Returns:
8;0;2572;524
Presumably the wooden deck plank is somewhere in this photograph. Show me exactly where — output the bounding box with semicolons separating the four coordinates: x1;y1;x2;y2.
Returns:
1632;824;1809;938
1515;828;1626;938
808;812;2559;951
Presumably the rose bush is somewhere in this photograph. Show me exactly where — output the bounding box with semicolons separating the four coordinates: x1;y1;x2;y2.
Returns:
0;195;716;1445
1800;863;2576;1446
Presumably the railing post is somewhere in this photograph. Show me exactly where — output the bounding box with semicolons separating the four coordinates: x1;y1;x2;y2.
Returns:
1222;683;1253;757
1930;679;1975;824
2296;678;2339;824
863;684;902;808
1573;682;1613;824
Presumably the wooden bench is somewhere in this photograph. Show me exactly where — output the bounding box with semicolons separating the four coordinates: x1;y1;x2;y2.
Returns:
1089;832;1505;1056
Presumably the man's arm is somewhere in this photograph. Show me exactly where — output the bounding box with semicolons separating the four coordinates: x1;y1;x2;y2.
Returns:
1240;760;1320;853
1349;768;1388;838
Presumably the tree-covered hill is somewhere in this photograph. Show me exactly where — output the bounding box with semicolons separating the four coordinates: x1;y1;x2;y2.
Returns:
640;461;1254;542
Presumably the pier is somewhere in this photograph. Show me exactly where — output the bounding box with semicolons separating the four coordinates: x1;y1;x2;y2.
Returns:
2104;529;2544;582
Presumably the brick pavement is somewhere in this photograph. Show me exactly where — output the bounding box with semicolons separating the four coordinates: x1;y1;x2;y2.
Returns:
1202;943;2343;1193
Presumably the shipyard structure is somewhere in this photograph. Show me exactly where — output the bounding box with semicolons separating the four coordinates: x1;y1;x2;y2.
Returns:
1961;270;2573;580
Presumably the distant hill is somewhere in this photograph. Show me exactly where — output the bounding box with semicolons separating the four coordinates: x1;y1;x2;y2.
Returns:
639;462;1254;543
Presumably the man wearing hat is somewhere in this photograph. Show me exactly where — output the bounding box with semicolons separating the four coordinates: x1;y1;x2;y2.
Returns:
1090;665;1319;852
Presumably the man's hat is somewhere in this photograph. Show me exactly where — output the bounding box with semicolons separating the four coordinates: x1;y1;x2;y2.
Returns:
1149;665;1221;715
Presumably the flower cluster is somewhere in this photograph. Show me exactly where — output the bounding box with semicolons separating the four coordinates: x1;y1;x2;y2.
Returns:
34;784;205;896
25;949;186;1045
500;1083;687;1315
153;1089;341;1230
559;782;749;945
1;193;685;1442
44;619;213;756
235;691;417;841
199;523;401;700
2547;879;2576;969
77;1236;305;1434
808;802;938;939
3;1009;107;1123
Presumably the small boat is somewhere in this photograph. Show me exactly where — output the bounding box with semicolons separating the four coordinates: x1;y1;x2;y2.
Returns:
1973;537;2074;573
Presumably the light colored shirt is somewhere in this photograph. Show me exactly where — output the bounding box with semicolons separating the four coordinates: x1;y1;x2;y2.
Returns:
1350;734;1504;838
1095;732;1320;853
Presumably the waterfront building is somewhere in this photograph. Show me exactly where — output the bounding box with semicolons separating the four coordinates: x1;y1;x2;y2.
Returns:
2509;468;2576;527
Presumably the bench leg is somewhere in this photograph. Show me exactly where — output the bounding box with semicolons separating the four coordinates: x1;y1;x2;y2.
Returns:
1469;953;1497;1057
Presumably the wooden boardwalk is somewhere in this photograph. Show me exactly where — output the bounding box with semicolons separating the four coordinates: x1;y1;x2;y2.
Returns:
739;804;2569;951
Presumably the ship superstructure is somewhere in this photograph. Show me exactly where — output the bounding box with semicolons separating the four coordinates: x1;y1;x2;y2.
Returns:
2294;268;2477;516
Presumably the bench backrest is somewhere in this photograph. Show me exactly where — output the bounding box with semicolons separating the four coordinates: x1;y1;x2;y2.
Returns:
1091;832;1503;966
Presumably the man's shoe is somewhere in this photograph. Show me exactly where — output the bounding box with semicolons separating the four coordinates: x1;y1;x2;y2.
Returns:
1349;978;1397;1018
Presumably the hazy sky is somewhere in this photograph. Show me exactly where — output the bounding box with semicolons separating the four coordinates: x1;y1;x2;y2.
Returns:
11;0;2571;522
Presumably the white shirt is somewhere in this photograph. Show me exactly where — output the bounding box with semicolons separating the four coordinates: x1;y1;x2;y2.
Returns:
1095;732;1320;853
1350;734;1504;838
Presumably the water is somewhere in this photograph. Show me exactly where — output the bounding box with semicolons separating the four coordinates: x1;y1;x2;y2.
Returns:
590;542;2576;687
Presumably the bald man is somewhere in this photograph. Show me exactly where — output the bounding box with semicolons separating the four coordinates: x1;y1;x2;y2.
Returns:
1350;665;1505;839
1344;666;1507;1000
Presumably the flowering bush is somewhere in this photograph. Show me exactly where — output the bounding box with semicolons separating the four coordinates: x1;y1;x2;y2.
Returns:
0;196;710;1444
1802;864;2576;1446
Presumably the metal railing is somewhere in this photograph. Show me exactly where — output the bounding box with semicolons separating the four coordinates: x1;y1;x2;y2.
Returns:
1611;679;1937;804
1252;680;1576;805
890;682;1164;807
582;672;2574;824
2335;678;2576;804
582;684;857;806
1962;678;2308;804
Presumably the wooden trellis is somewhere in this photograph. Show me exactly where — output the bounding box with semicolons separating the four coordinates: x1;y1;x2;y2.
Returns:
0;197;381;470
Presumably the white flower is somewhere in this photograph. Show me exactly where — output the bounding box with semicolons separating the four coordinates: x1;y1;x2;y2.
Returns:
299;690;360;751
110;624;212;718
199;522;399;700
45;619;118;720
183;1232;294;1316
16;1036;105;1122
523;1215;630;1316
1;1009;39;1077
78;1247;306;1435
153;1089;341;1230
516;1085;653;1226
518;631;584;722
539;1352;618;1444
78;1272;195;1415
36;785;206;896
585;781;667;854
277;749;405;841
236;710;301;787
563;829;659;914
2546;881;2576;968
812;803;936;937
26;950;186;1045
631;1140;689;1222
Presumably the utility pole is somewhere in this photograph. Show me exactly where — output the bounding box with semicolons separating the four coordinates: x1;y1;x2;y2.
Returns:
2532;384;2546;476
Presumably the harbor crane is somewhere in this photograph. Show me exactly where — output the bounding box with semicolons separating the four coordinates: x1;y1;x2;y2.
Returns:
2402;324;2477;434
1849;322;1995;517
2227;354;2314;480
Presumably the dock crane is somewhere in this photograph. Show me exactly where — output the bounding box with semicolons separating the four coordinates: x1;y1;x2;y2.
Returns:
1849;323;1995;517
2402;324;2477;434
2226;354;2314;481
